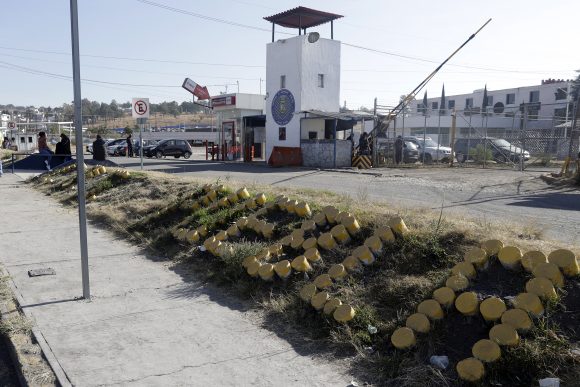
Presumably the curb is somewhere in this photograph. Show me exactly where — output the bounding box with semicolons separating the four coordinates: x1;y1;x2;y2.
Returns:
4;270;73;387
318;168;383;177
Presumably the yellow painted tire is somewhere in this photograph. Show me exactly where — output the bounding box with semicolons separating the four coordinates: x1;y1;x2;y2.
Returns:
525;277;557;299
451;262;476;279
521;250;547;273
455;292;479;316
417;299;444;320
472;339;501;363
333;304;355;323
479;297;506;322
456;358;485;382
445;274;469;292
547;249;579;276
391;327;415;349
498;246;523;270
513;292;544;317
500;308;532;332
465;247;488;269
489;323;519;346
533;262;564;288
481;239;504;256
433;287;456;308
405;313;430;334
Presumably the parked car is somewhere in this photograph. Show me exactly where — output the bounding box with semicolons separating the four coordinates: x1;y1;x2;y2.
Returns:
134;139;159;156
106;139;128;156
405;136;453;163
144;139;192;159
454;137;530;163
377;138;420;163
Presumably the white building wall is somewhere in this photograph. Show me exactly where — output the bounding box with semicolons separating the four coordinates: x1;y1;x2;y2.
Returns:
301;118;325;139
265;35;341;161
414;81;570;121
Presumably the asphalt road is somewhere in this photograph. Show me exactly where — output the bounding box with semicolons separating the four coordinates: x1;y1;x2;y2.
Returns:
114;156;579;245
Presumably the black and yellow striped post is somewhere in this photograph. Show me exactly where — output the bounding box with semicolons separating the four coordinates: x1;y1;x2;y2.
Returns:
352;155;372;169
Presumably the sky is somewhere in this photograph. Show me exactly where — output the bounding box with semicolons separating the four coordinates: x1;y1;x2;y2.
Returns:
1;0;578;110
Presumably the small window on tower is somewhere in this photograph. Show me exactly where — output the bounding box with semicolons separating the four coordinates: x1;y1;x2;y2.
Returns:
280;75;286;89
318;74;324;88
279;127;286;141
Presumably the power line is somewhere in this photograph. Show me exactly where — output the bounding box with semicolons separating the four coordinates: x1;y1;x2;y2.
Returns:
135;0;573;75
0;45;265;68
0;52;264;80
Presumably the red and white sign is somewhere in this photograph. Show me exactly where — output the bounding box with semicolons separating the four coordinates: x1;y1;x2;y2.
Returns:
211;96;236;107
182;78;210;100
132;98;150;118
7;121;16;129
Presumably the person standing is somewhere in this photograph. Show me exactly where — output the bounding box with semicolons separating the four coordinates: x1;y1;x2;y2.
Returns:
126;134;134;157
359;132;369;155
92;135;107;161
394;135;404;165
38;132;53;170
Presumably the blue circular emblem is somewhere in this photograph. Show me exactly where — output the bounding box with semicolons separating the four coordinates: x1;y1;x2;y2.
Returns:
271;89;295;126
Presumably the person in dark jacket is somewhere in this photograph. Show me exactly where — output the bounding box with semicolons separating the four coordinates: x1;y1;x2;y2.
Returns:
54;133;72;165
126;134;134;157
394;135;404;164
92;135;107;161
358;132;368;155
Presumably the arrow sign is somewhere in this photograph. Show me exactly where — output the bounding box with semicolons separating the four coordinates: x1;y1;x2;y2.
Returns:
182;78;210;100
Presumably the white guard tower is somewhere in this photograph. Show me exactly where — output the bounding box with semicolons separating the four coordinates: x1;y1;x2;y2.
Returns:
264;7;342;165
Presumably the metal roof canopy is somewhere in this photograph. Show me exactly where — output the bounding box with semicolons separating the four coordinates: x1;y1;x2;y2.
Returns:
264;6;343;42
300;110;373;131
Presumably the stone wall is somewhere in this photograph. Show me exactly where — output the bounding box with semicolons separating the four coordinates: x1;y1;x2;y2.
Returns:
301;139;352;168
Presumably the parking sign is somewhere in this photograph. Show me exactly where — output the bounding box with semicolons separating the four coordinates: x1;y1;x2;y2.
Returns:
132;98;150;118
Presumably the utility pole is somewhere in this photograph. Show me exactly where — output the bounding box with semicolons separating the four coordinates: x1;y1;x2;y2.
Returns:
69;0;90;300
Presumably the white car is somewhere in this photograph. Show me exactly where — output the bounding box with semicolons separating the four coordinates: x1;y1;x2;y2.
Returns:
406;136;453;163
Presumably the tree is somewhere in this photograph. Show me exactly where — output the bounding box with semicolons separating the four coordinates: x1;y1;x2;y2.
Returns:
123;126;133;136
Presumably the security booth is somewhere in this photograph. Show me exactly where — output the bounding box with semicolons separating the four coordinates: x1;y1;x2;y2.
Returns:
242;115;266;161
210;93;265;161
299;110;375;168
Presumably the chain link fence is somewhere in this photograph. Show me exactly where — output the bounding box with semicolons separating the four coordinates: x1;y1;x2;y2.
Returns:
373;103;579;171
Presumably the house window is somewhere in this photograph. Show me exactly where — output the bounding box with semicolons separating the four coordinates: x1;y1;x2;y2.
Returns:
555;88;567;101
486;96;493;106
317;74;324;88
28;136;33;143
506;93;515;105
308;131;317;140
431;102;438;110
20;137;25;143
529;90;540;103
448;100;455;109
465;98;473;109
280;75;286;89
279;127;286;141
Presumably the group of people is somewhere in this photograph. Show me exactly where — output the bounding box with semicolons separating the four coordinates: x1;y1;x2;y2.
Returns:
38;132;72;170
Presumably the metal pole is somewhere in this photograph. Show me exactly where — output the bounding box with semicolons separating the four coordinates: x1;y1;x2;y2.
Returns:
70;0;90;300
138;118;145;170
467;113;472;163
422;113;427;164
450;109;457;167
11;153;14;174
333;118;337;168
437;110;441;163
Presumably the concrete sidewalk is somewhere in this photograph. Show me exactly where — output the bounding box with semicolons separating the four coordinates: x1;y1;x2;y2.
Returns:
0;174;351;386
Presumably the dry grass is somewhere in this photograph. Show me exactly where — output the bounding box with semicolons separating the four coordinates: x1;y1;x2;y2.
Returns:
28;166;580;386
